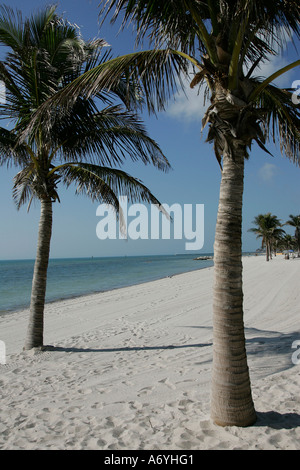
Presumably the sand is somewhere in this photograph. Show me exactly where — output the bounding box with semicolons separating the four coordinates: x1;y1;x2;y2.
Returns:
0;254;299;450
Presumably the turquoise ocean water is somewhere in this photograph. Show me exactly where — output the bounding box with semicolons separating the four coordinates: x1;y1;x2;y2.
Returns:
0;253;215;314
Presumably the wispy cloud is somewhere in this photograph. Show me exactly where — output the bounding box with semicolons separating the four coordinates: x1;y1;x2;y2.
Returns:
252;54;294;88
258;163;278;182
166;73;207;122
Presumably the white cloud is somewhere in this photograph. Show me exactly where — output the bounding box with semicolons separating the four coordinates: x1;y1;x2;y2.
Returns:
252;54;294;88
258;162;278;182
252;27;295;87
166;73;208;122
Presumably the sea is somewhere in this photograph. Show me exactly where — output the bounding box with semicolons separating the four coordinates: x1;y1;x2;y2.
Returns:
0;253;215;315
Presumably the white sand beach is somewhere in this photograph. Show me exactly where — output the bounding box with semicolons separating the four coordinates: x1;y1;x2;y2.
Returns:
0;254;299;450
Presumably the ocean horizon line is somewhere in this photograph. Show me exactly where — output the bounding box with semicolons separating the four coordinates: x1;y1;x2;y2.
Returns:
0;252;215;263
0;250;259;263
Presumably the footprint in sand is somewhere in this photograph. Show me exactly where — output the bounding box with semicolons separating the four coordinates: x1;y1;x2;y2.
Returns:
159;378;176;390
137;386;154;397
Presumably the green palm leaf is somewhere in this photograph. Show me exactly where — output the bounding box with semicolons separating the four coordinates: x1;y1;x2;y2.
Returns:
0;127;30;167
256;84;300;163
57;162;169;232
12;164;36;210
42;104;170;171
18;47;189;140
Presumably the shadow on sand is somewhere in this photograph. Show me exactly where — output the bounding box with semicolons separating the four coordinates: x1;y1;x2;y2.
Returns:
255;411;300;430
43;342;212;354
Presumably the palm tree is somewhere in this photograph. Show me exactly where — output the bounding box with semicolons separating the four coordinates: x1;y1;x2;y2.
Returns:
285;214;300;256
0;6;171;351
279;233;296;259
248;213;285;261
20;1;300;426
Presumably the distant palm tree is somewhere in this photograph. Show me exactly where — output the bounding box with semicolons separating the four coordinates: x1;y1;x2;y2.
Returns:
285;215;300;256
19;0;300;427
0;6;170;350
280;234;296;259
248;213;285;261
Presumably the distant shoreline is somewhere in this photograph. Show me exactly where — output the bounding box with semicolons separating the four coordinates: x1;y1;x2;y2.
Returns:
0;252;259;315
0;251;259;263
0;254;215;315
1;262;214;316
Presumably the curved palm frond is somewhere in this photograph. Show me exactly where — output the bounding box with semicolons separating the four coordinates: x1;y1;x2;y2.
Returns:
0;5;28;51
13;160;61;208
256;84;300;164
0;5;86;124
57;162;166;207
101;0;206;54
286;214;300;228
50;104;170;171
12;163;36;210
100;0;300;58
57;162;170;232
0;127;30;167
18;47;189;142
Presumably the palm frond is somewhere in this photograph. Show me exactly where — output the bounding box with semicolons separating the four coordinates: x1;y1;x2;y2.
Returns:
57;162;169;231
0;5;25;52
285;214;300;229
100;0;300;58
19;48;188;142
12;164;35;210
53;104;170;170
256;84;300;164
100;0;205;54
58;162;165;205
0;127;30;167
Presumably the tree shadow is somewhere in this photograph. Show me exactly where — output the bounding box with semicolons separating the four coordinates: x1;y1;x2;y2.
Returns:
255;410;300;430
245;328;299;362
43;342;212;354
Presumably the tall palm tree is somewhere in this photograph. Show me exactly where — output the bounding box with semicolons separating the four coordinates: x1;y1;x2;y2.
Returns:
20;1;300;426
0;6;171;351
285;214;300;256
248;213;285;261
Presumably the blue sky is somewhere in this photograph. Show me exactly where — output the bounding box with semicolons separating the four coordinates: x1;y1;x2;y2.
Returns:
0;0;299;260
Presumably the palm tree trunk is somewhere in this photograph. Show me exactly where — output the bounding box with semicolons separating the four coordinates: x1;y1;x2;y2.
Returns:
266;242;270;261
211;146;256;427
24;198;53;350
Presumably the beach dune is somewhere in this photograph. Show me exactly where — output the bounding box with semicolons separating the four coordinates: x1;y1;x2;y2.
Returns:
0;255;300;450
